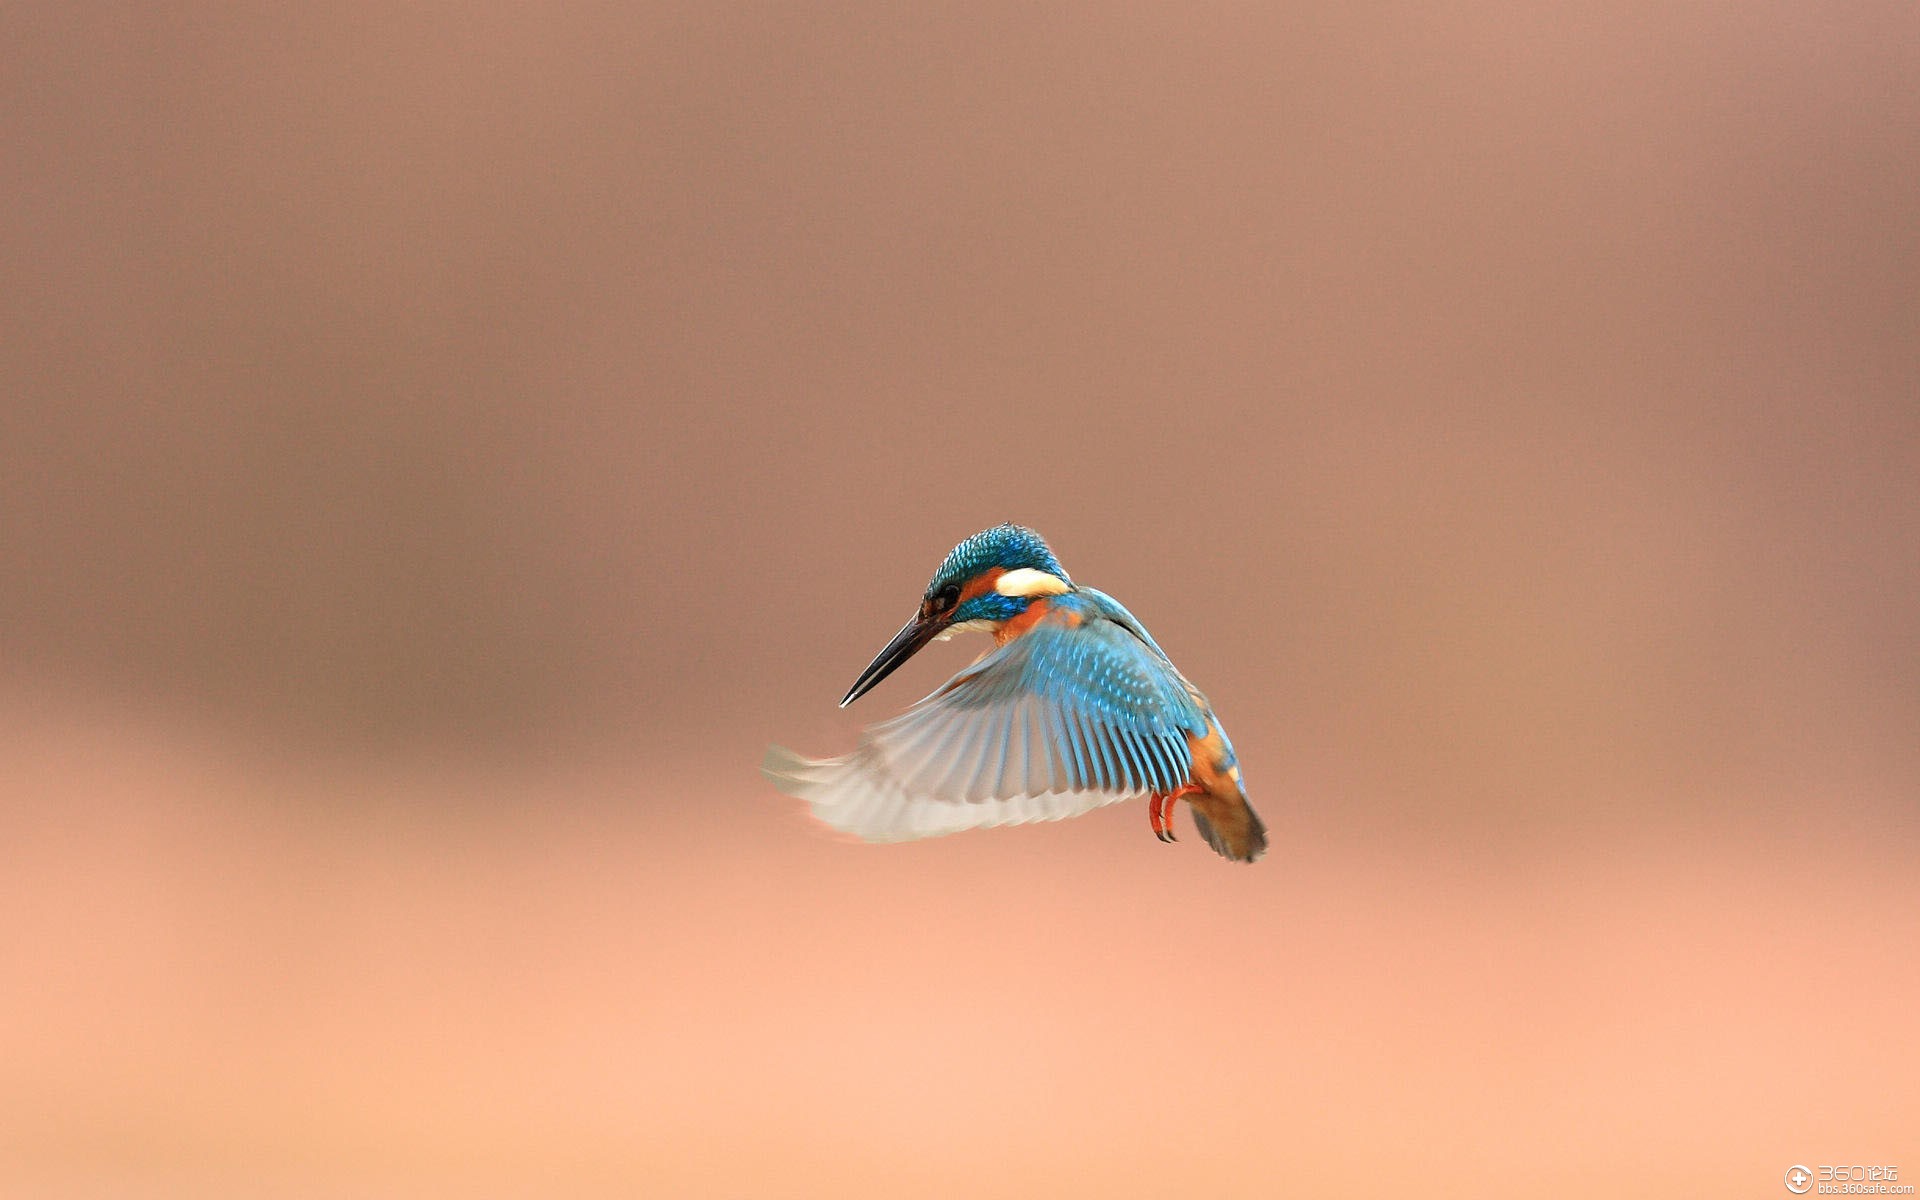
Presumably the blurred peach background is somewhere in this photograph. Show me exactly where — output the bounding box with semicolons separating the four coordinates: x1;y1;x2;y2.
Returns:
3;4;1916;1197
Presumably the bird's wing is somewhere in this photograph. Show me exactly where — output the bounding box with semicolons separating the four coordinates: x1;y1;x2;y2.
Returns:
764;612;1207;843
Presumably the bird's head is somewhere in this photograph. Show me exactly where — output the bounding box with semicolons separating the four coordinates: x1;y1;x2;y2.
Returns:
840;523;1074;706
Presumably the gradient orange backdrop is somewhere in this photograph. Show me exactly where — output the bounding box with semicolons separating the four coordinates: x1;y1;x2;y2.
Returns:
3;4;1916;1197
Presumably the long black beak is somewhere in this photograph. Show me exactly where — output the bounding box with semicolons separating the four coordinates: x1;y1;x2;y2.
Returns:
840;612;943;707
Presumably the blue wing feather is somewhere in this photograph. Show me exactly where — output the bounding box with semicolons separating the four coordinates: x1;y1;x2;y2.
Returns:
762;596;1210;842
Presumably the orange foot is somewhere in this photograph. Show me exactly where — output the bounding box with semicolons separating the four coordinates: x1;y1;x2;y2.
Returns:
1149;785;1201;843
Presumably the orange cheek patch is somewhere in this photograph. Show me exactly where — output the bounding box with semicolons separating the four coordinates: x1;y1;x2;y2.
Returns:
957;568;1005;604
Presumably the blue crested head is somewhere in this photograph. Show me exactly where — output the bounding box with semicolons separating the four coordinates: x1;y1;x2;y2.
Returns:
923;523;1070;625
929;523;1069;594
841;523;1073;707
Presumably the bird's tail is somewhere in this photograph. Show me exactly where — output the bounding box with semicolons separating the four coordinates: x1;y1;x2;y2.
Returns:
1188;782;1268;863
1179;719;1268;863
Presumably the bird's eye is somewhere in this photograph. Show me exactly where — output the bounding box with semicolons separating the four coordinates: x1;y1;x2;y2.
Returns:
933;584;961;612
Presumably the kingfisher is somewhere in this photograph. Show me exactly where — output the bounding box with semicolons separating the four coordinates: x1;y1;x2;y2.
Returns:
762;523;1267;862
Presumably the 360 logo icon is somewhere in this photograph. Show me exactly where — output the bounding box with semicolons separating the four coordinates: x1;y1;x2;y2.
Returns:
1787;1165;1814;1194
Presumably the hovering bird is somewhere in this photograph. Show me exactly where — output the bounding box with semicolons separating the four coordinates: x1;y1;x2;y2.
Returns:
762;524;1267;862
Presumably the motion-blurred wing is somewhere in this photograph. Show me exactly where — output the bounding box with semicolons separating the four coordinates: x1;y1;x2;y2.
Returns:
763;614;1206;843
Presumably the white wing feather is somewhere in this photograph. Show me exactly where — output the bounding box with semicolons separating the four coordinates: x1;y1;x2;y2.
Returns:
762;742;1140;842
764;614;1201;844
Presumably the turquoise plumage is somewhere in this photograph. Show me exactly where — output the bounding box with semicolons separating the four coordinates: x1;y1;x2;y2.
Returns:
763;524;1266;862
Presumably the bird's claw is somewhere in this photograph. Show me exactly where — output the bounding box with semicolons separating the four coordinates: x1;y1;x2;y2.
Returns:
1149;793;1177;843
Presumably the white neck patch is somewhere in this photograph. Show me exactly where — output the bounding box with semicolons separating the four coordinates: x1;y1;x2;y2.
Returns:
994;568;1072;598
933;618;995;642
